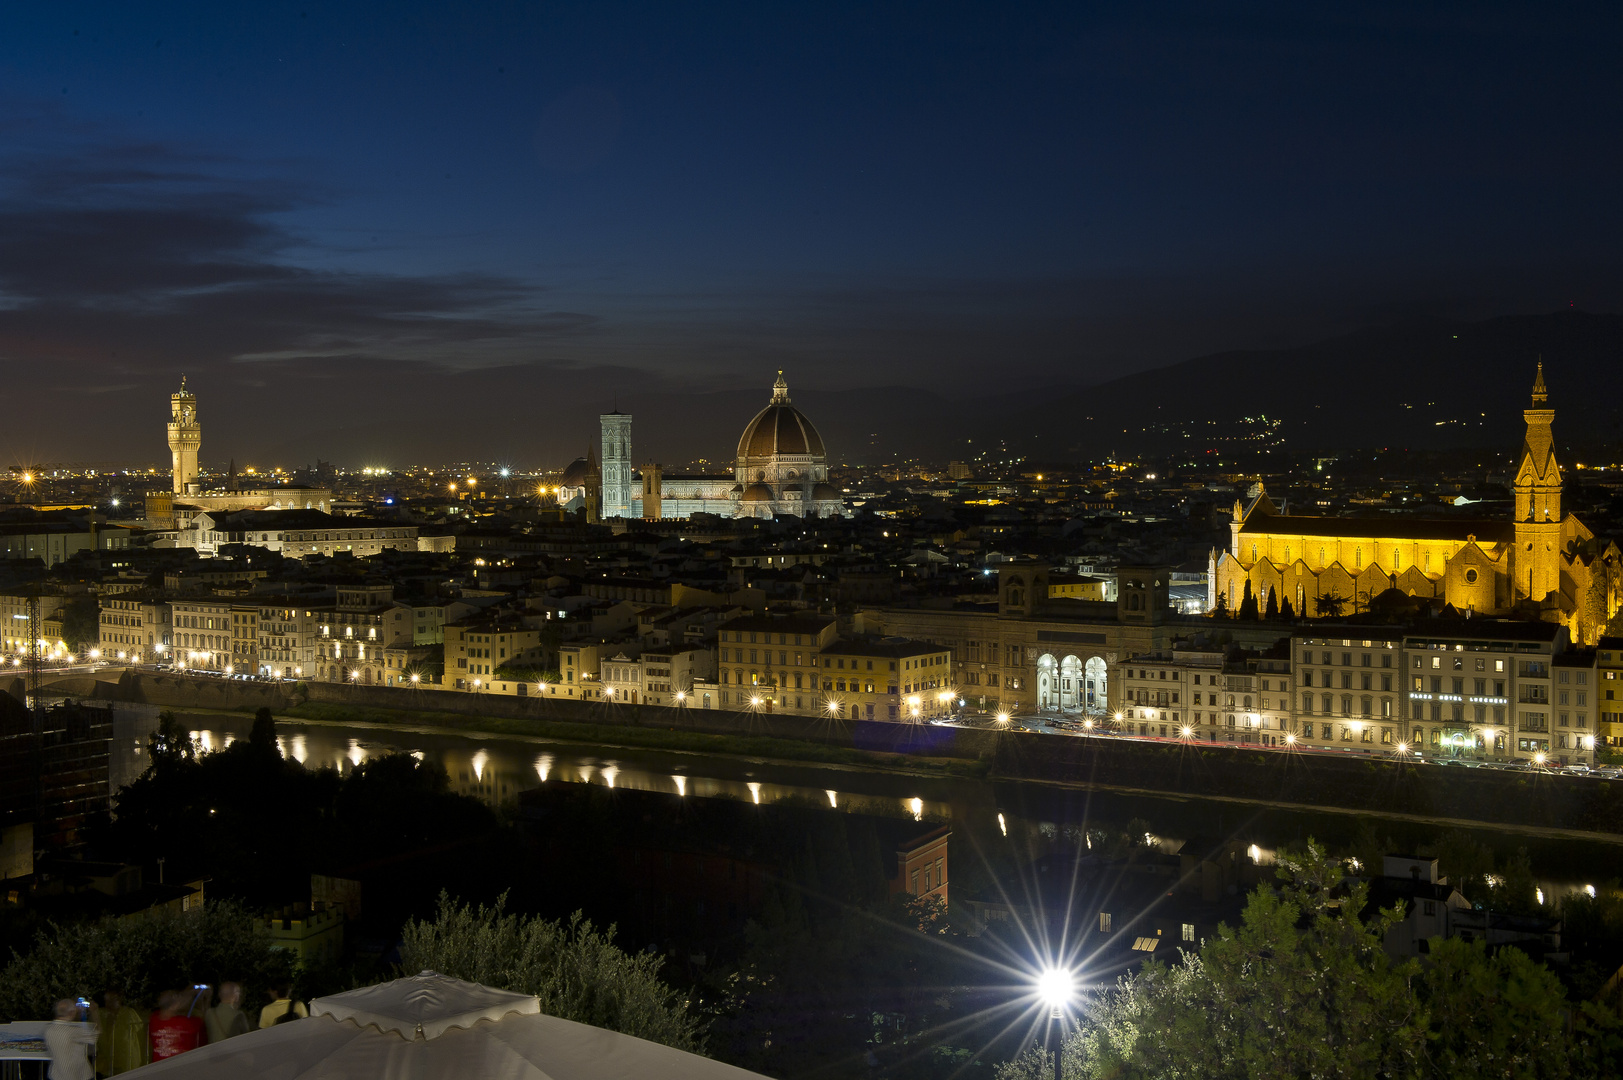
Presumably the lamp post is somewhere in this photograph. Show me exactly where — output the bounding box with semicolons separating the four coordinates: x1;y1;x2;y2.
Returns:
1037;966;1075;1080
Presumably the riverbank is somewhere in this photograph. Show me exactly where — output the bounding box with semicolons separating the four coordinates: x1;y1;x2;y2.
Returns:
59;669;1623;840
286;702;995;780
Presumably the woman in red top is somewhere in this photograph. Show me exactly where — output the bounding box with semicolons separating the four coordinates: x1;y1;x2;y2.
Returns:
148;989;207;1061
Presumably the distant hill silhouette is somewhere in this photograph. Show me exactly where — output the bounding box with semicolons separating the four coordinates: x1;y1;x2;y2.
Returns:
1024;310;1623;458
248;310;1623;469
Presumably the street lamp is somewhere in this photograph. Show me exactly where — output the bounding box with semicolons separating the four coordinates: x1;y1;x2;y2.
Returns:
1036;966;1077;1080
995;712;1010;723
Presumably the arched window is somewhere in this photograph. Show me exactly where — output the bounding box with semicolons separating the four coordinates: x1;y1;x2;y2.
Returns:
1318;547;1326;567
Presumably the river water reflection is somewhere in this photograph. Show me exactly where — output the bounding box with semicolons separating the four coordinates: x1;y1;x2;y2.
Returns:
178;718;958;823
150;713;1614;894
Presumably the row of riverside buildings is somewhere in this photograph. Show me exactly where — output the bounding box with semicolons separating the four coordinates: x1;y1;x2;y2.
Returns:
66;560;1623;762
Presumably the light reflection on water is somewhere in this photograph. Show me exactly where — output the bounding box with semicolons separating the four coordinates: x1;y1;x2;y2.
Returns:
114;718;1607;895
169;725;954;822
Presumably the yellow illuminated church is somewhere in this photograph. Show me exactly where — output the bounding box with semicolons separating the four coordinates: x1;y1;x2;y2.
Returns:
1210;365;1621;644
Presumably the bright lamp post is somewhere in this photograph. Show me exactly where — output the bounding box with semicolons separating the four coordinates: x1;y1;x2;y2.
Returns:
1036;966;1076;1079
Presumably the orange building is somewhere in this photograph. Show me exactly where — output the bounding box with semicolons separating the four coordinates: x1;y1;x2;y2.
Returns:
1211;364;1621;644
890;824;951;906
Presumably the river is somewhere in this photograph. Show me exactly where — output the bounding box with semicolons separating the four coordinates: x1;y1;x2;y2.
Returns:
108;705;1616;899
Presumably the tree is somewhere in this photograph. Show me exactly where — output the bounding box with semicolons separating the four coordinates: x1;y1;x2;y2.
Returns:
1213;590;1229;618
998;837;1606;1080
1237;579;1259;620
59;596;101;653
400;893;703;1053
1264;588;1279;620
1421;937;1570;1079
1314;591;1349;618
148;711;197;774
0;901;292;1021
100;729;496;907
1280;594;1297;620
1005;839;1425;1080
249;707;278;754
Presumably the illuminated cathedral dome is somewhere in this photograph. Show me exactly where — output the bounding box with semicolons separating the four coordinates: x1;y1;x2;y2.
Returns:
731;372;846;519
736;372;827;459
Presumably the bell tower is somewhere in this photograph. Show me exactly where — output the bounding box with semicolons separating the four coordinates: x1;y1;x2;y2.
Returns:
167;375;201;495
1511;362;1562;602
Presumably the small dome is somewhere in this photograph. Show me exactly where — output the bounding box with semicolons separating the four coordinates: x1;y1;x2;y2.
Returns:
737;372;826;459
741;483;774;502
559;457;591;488
811;482;840;501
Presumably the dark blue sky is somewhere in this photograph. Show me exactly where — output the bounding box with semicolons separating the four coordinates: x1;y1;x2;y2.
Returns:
3;2;1622;465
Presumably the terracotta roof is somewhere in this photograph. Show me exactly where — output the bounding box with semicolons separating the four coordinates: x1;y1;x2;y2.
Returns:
737;403;826;459
736;374;826;458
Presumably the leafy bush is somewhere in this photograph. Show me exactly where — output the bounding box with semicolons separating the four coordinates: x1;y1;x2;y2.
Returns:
0;901;292;1021
400;893;703;1052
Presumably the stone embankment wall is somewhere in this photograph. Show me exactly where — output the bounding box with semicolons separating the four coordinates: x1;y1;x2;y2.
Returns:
56;671;1623;837
995;736;1623;836
77;671;985;757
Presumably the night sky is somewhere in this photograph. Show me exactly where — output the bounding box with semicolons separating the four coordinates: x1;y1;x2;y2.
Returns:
3;3;1622;466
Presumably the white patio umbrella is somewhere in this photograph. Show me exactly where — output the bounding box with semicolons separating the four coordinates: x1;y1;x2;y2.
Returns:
128;970;768;1079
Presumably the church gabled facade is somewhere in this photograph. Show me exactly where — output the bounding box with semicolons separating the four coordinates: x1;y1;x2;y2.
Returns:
1210;364;1621;644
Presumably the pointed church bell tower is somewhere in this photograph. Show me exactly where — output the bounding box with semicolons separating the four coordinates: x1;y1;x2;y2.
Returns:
1511;362;1563;603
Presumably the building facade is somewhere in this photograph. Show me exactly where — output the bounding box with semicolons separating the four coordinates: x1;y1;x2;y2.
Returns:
257;601;323;679
97;593;168;663
864;564;1205;717
1600;637;1623;748
714;614;839;712
181;509;418;558
1211;365;1621;645
171;598;234;671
